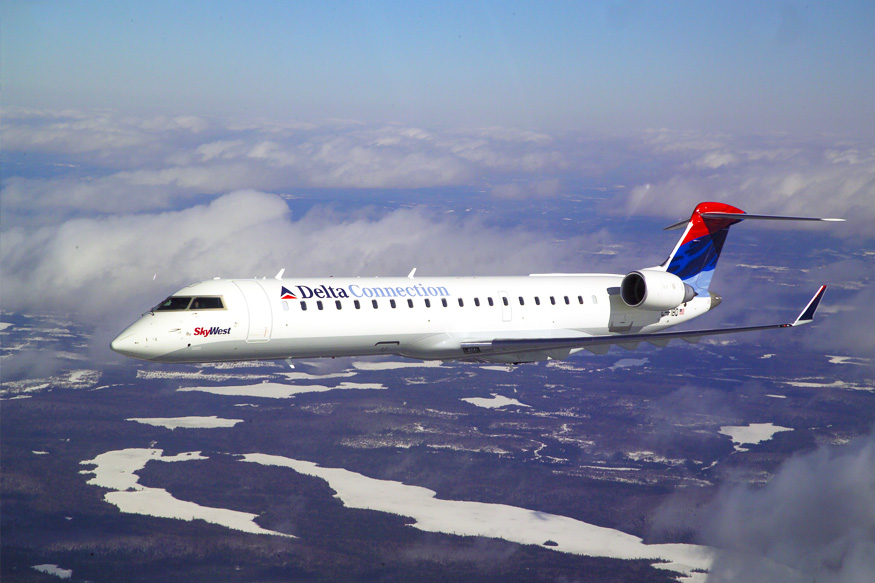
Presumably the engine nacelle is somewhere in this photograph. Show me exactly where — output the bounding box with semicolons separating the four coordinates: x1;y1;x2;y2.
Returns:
620;269;697;311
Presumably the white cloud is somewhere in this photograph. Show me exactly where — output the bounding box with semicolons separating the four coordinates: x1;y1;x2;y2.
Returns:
6;110;873;239
701;432;875;583
0;191;582;331
2;108;211;156
621;131;875;238
0;110;574;222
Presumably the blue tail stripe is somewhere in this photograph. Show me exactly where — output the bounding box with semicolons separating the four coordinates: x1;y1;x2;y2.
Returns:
667;229;730;294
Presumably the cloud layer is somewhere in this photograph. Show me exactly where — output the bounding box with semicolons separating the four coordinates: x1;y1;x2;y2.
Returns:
621;130;875;238
0;190;586;331
2;109;576;224
702;432;875;583
6;111;873;235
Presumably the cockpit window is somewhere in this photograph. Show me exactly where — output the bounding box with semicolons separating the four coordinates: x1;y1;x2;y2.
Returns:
155;296;193;311
154;296;225;311
190;297;224;310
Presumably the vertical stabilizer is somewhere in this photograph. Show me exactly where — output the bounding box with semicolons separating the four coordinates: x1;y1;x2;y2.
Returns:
663;202;745;295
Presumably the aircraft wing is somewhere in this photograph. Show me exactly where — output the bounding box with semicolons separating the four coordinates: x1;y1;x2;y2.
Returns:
461;286;827;357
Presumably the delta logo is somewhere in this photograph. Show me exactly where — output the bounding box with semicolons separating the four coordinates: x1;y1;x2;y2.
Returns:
194;326;232;337
280;286;297;300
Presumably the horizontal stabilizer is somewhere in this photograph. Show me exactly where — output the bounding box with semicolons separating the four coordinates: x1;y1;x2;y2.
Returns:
665;211;845;231
462;287;827;358
701;212;845;223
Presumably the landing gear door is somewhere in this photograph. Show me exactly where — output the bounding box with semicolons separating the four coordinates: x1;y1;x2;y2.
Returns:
233;280;272;342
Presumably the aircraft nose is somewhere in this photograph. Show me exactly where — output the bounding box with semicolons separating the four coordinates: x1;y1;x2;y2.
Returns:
110;332;137;357
111;318;155;360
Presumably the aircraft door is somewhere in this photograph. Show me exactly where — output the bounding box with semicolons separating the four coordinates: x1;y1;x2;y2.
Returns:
498;291;511;322
234;280;273;342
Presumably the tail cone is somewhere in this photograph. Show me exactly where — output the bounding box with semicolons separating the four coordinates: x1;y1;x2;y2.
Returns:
709;292;723;309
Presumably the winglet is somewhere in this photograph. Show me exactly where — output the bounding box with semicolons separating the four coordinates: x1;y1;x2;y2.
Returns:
792;285;827;326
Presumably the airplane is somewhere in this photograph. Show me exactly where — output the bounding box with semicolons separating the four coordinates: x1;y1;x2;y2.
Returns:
111;202;842;365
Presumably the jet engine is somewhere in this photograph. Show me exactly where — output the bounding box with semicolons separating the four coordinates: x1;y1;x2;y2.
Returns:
620;269;697;311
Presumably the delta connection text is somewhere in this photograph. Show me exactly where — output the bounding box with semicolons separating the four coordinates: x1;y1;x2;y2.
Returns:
291;283;451;300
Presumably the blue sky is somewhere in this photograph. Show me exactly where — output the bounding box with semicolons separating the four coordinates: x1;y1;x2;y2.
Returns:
4;1;874;134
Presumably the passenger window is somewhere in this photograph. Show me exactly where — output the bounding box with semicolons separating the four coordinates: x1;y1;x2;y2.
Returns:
550;296;556;305
372;299;379;309
425;299;431;308
474;298;480;307
154;296;192;311
390;299;397;308
317;301;323;310
592;295;598;304
518;297;525;306
441;298;448;307
354;300;361;309
578;296;584;304
534;297;540;305
283;301;289;312
502;297;509;306
335;300;342;310
458;298;464;307
564;296;570;305
301;301;307;311
488;297;494;306
407;299;414;308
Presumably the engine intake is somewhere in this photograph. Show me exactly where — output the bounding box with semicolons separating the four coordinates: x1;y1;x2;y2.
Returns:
621;269;697;311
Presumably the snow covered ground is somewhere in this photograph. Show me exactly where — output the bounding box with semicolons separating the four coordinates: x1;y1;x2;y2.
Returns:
80;449;291;537
719;423;793;452
461;394;531;409
126;416;243;430
178;381;385;399
826;355;871;366
352;360;443;371
782;379;874;392
609;358;649;370
242;453;715;579
32;564;72;579
79;446;719;579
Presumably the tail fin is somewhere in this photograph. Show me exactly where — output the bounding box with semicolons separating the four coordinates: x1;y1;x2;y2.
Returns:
661;202;845;295
662;202;745;295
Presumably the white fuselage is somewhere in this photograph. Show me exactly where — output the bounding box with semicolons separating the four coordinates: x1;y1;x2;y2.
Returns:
111;275;713;364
